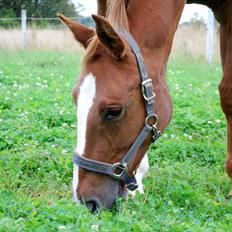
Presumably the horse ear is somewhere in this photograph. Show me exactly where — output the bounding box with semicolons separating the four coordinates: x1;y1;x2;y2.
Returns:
92;14;126;59
57;13;94;48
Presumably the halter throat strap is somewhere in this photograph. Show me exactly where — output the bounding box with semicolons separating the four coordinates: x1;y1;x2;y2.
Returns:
73;31;161;191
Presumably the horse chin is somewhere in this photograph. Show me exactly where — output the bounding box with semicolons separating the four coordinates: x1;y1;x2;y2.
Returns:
98;181;127;212
101;180;128;210
77;177;128;212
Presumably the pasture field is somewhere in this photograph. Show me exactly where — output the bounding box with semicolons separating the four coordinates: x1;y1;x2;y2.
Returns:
0;50;231;231
0;24;220;62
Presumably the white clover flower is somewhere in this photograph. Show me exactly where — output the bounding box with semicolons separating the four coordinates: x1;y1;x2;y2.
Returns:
61;149;68;155
62;123;68;128
170;134;175;139
58;225;66;230
169;69;174;75
91;224;99;230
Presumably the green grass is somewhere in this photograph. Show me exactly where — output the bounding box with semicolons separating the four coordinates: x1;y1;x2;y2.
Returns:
0;50;231;231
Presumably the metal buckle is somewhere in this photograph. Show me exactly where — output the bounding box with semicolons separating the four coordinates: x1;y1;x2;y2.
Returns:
141;78;155;103
152;124;162;141
111;163;127;180
127;182;138;191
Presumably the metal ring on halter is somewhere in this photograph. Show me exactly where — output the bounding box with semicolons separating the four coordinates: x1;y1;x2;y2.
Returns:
145;114;159;129
111;163;127;179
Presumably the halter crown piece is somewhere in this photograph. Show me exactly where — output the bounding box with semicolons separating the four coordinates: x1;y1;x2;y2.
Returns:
73;31;161;191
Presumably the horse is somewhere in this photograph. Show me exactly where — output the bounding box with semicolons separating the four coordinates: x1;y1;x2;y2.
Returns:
58;0;232;212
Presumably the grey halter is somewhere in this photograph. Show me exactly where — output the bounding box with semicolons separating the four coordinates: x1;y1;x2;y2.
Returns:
73;31;161;191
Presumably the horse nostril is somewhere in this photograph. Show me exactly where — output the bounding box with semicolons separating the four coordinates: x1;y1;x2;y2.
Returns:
85;197;101;213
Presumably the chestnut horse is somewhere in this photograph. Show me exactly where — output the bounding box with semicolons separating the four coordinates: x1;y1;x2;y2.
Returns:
190;0;232;196
58;0;232;212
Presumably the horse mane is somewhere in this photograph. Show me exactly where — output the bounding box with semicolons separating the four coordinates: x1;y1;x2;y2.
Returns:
106;0;129;31
83;0;129;65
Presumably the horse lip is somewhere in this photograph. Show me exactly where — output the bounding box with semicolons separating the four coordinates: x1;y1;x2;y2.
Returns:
84;197;103;213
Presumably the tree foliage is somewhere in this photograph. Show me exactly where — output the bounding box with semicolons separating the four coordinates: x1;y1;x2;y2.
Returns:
0;0;82;18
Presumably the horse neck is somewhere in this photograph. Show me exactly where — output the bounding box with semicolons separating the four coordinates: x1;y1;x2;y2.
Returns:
126;0;184;81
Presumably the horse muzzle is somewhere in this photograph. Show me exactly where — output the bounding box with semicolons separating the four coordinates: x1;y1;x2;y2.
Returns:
76;173;127;213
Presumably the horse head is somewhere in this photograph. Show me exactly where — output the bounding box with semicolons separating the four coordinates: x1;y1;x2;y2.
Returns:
58;14;155;211
58;0;186;212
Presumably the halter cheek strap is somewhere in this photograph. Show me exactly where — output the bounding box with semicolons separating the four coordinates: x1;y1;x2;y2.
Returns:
72;31;161;191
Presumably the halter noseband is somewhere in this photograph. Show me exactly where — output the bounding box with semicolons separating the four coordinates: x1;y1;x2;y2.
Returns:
73;32;161;191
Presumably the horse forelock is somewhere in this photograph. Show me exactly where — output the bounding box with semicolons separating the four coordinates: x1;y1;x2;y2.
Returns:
83;37;103;65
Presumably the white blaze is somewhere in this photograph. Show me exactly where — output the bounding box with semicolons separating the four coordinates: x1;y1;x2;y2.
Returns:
73;73;96;201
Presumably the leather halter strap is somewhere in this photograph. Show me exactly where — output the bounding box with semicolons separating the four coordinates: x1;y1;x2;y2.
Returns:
73;31;161;191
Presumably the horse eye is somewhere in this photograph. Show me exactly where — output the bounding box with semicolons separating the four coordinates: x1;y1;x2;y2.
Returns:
103;107;123;121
